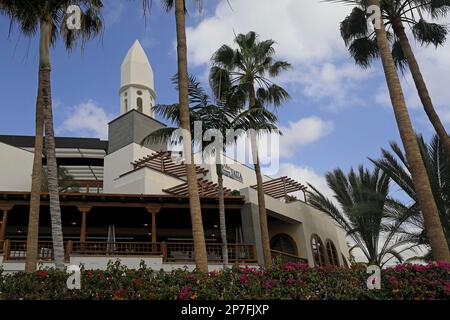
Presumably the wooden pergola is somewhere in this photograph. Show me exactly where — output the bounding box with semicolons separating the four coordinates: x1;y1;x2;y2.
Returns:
131;151;209;178
251;176;308;201
163;178;232;197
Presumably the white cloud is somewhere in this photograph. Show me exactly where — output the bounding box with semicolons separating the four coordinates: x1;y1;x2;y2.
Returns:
278;163;333;201
279;116;333;158
186;0;374;110
186;0;352;66
58;100;112;139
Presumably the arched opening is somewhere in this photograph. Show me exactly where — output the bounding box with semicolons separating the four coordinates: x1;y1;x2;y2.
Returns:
325;240;339;266
137;97;143;113
124;99;128;112
270;233;298;256
311;234;326;267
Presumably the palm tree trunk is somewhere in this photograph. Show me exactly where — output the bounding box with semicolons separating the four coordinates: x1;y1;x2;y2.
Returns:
216;163;229;268
248;83;272;268
174;0;208;272
394;19;450;161
40;20;65;270
24;24;47;272
369;0;450;262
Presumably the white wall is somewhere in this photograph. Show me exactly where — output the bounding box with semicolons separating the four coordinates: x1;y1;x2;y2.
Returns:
0;142;33;191
241;187;349;267
103;143;156;193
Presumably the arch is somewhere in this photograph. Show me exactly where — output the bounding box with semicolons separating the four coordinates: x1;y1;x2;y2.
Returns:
325;240;339;266
137;97;143;113
270;233;298;256
310;234;326;267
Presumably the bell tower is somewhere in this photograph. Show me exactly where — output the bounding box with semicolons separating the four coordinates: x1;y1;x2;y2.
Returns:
120;40;156;117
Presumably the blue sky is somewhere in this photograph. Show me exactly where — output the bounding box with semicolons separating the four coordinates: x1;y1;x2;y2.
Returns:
0;0;449;198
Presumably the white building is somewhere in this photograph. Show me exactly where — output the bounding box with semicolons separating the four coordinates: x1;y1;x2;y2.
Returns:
0;40;349;272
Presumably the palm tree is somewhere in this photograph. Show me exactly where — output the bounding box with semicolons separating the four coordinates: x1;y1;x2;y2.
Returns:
138;0;211;271
328;0;450;262
331;0;450;160
210;31;291;268
308;166;418;267
41;166;79;193
1;1;103;271
143;75;279;268
371;134;450;255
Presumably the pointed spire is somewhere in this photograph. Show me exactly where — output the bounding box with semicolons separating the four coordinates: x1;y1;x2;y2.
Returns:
120;39;154;90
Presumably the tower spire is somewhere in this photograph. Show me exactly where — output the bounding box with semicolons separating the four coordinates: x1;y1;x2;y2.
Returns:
120;40;156;117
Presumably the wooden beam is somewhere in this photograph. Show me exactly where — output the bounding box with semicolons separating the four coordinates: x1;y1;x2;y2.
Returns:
0;209;10;242
77;206;91;243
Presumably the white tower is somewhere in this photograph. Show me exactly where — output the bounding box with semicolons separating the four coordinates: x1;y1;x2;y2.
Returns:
120;40;156;117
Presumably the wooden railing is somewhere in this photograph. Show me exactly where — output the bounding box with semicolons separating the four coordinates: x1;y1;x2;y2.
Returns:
61;180;103;194
164;242;257;263
4;240;66;261
271;249;308;264
69;241;162;256
2;240;257;264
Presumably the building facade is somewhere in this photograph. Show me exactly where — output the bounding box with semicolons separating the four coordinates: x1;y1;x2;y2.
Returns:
0;41;349;272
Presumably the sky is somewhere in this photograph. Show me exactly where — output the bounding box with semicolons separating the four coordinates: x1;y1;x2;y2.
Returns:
0;0;449;202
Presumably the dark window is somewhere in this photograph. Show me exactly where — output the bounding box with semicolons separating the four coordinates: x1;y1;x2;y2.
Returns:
325;240;339;266
311;234;326;266
137;97;143;113
271;234;298;256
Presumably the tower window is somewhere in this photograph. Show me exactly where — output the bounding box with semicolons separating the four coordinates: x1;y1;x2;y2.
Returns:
124;99;128;112
137;97;143;113
137;90;143;96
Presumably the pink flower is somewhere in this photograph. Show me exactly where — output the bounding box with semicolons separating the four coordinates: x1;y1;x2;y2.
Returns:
185;274;194;281
389;276;399;286
239;274;249;286
436;261;450;269
178;285;193;300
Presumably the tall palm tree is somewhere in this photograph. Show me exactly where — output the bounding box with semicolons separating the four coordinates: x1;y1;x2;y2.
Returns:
330;0;450;160
308;166;418;267
210;31;291;268
139;0;208;271
143;75;279;268
371;134;450;254
1;1;103;271
328;0;450;262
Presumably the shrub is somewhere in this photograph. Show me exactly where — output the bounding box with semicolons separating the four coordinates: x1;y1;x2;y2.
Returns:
0;260;448;300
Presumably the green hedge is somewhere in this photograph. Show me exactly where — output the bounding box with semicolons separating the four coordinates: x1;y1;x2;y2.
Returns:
0;261;449;300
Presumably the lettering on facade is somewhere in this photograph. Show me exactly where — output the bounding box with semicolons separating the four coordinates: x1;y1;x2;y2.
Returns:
222;165;243;183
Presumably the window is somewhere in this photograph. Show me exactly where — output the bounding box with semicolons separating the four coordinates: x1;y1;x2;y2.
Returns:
137;90;143;96
137;97;143;113
325;240;339;266
271;234;298;256
124;99;128;112
311;234;326;266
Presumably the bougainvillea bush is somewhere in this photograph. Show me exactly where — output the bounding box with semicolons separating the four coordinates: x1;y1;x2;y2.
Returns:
0;261;449;300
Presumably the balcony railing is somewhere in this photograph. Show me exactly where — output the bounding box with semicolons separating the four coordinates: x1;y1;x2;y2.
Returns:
271;249;308;264
1;240;257;264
